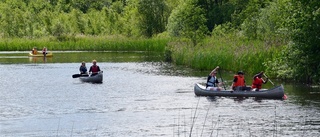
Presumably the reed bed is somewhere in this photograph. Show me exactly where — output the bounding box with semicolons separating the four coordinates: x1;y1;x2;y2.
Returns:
168;36;282;75
0;36;168;52
1;34;282;75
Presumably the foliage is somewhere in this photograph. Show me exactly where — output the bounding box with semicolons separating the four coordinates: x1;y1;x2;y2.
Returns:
137;0;168;37
168;32;278;75
285;0;320;83
0;36;168;52
167;0;208;46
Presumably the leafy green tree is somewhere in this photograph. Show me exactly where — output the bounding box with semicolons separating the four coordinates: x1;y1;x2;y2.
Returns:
56;0;71;13
121;0;141;37
286;0;320;83
70;9;86;34
0;1;29;37
167;0;208;46
70;0;108;13
196;0;236;32
239;0;272;39
39;9;54;36
137;0;167;37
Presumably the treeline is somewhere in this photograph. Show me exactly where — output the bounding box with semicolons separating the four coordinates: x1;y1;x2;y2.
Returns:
0;0;319;84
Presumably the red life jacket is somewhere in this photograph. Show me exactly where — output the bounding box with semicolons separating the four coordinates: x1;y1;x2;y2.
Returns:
233;75;245;87
90;65;99;73
251;77;263;89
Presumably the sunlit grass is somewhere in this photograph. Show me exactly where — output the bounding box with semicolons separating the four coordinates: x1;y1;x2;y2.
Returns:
168;35;282;75
0;34;283;76
0;36;168;52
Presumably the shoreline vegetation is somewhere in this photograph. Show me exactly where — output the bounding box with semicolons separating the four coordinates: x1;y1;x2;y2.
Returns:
0;35;281;78
0;1;318;83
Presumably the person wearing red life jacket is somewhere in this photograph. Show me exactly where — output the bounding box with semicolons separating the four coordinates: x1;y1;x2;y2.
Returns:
42;47;48;56
232;71;251;91
251;71;268;91
89;60;101;76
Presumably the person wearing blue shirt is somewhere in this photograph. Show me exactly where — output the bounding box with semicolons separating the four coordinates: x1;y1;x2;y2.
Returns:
79;61;88;75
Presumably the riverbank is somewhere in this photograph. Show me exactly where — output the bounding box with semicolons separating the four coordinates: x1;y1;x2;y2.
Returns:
167;36;283;76
0;36;167;52
0;35;283;76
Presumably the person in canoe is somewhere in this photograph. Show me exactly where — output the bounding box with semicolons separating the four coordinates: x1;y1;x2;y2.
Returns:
251;71;268;91
232;71;251;91
42;47;48;56
32;47;38;55
206;66;222;91
89;59;101;76
79;61;88;75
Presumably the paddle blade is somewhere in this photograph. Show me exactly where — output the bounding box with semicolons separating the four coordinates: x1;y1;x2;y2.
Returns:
72;74;81;78
72;74;89;78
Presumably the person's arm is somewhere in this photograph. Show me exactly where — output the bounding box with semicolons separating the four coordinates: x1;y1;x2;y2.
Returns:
89;66;92;73
209;66;219;75
232;77;237;89
262;78;268;84
233;77;238;82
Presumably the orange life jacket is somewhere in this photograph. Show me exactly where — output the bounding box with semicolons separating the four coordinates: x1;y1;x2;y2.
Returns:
233;75;245;87
251;77;263;89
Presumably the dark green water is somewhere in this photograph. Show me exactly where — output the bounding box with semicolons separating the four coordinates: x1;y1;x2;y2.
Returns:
0;51;163;63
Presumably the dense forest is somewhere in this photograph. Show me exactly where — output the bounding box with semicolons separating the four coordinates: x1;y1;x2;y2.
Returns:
0;0;319;84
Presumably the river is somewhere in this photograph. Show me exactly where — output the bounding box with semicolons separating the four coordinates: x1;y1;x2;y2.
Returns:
0;51;319;137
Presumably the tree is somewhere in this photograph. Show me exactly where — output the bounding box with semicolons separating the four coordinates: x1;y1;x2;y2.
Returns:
286;0;320;83
167;0;208;46
137;0;167;37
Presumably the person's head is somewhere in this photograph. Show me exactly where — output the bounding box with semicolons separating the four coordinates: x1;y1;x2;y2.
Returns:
257;71;263;78
238;71;244;77
81;61;86;66
92;60;97;65
211;71;217;76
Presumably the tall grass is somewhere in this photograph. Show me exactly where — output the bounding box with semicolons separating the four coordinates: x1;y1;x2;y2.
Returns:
0;34;283;76
0;36;168;52
168;35;282;75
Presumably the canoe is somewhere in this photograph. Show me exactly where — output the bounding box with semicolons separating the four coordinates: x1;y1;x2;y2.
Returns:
79;71;103;83
194;83;285;99
29;52;53;57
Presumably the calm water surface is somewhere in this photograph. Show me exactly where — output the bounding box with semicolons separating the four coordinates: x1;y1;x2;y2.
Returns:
0;51;320;137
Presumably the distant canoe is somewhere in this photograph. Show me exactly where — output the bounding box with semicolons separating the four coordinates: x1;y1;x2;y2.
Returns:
29;52;53;57
194;83;285;99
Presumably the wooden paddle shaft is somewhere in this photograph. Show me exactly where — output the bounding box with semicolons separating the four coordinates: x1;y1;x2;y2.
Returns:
263;74;275;85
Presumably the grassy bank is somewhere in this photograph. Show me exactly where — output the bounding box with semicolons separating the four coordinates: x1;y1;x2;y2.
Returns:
0;35;283;76
0;36;168;52
167;36;283;75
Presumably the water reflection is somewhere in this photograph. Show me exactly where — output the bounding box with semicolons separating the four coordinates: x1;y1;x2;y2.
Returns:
0;51;164;64
28;57;51;63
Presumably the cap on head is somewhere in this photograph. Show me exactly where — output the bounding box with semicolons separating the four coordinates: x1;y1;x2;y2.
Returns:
92;60;97;63
238;71;244;75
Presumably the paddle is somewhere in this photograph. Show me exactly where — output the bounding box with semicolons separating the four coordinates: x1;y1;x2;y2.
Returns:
72;74;89;78
218;68;226;90
263;74;275;86
263;73;287;99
